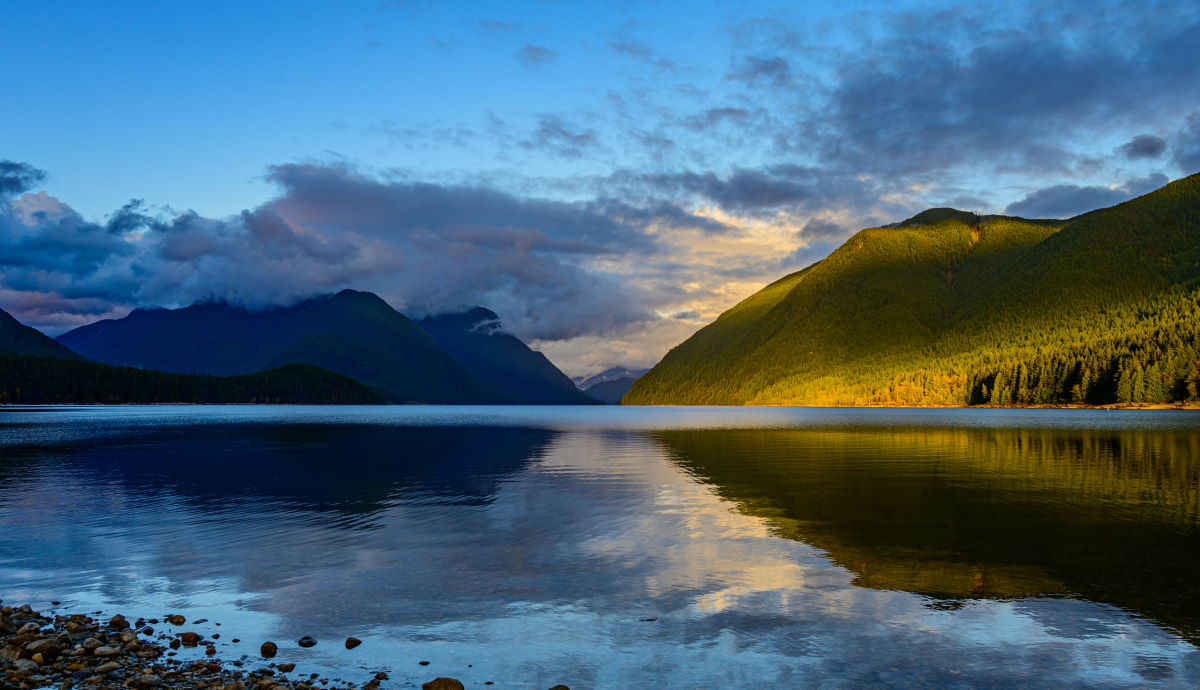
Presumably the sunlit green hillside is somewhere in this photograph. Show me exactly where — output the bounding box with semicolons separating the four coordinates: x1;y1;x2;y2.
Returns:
626;174;1200;406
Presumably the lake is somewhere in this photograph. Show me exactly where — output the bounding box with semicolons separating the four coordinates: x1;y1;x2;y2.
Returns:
1;406;1198;688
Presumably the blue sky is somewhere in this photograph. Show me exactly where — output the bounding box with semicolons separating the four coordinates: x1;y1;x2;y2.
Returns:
4;0;852;218
2;0;1198;374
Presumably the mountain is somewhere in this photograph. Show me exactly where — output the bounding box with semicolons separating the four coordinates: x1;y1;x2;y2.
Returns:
0;307;80;359
583;377;641;404
417;307;598;404
573;366;650;404
58;289;497;403
0;355;383;404
574;366;650;390
626;173;1200;406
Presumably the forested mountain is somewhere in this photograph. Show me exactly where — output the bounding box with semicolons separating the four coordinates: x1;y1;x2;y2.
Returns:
0;356;383;404
58;289;496;403
626;173;1200;406
417;307;598;404
0;308;80;359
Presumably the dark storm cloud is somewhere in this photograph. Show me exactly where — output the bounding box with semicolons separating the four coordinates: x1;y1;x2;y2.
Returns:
1118;134;1167;160
3;162;757;340
514;44;557;68
1004;173;1168;218
0;160;46;201
724;1;1200;183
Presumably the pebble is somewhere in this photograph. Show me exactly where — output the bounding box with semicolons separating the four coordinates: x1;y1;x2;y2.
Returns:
0;599;572;689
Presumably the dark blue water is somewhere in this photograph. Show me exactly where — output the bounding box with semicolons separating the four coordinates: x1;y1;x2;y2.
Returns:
1;406;1198;688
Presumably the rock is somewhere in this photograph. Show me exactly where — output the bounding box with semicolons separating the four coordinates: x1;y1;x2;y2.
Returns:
16;621;41;635
107;614;130;630
344;637;362;650
548;686;571;690
81;638;102;651
119;629;138;643
206;645;217;655
179;631;203;646
137;673;164;687
165;615;186;626
277;663;296;672
260;641;278;658
93;661;121;674
422;679;464;690
374;672;389;680
24;638;60;658
92;645;120;656
169;639;181;649
223;681;247;690
419;660;430;666
12;657;39;673
297;636;317;648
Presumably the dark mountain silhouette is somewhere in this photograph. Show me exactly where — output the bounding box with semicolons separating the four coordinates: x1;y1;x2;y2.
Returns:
418;307;598;404
0;307;80;359
58;289;496;403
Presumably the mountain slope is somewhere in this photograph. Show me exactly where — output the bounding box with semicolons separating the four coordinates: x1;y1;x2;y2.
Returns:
0;308;81;359
0;355;383;404
626;173;1200;406
58;290;497;403
583;377;640;404
418;307;598;404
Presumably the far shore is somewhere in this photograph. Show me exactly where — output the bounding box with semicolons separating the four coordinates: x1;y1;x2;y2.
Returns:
2;401;1199;410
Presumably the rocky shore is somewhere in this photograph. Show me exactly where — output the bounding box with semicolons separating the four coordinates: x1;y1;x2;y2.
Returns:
0;602;569;690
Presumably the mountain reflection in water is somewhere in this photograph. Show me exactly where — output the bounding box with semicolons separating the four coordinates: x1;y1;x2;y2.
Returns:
1;406;1198;688
655;426;1200;641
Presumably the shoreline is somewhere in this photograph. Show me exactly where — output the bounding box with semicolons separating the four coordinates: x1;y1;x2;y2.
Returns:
0;602;523;690
2;401;1198;410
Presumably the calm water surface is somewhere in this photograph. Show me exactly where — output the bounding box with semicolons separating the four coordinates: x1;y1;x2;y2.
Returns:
1;406;1198;688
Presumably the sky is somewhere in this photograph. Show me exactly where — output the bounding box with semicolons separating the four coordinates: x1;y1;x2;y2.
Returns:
2;0;1198;376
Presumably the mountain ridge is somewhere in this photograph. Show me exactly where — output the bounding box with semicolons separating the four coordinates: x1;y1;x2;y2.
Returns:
626;173;1200;406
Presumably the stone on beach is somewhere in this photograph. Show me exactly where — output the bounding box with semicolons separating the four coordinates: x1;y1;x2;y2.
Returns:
422;679;465;690
260;640;279;658
297;635;317;648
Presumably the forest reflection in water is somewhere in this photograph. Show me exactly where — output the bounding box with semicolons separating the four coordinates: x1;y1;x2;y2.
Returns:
655;425;1200;642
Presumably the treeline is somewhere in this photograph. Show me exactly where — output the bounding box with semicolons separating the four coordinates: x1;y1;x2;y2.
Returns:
0;355;385;404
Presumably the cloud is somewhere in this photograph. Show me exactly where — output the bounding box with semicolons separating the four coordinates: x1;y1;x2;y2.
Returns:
0;160;46;201
514;44;557;68
1003;173;1168;218
725;1;1200;183
725;56;793;87
1175;112;1200;173
0;161;752;344
1118;134;1167;160
519;115;599;158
